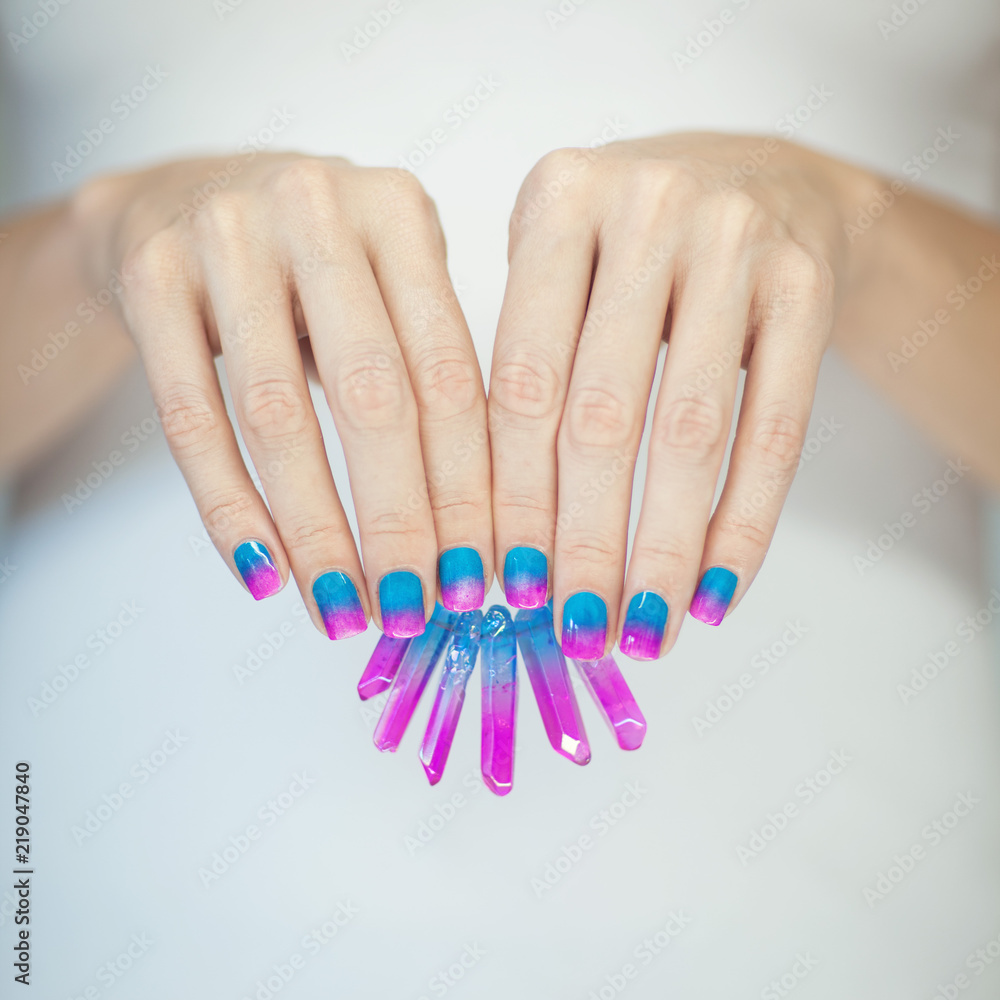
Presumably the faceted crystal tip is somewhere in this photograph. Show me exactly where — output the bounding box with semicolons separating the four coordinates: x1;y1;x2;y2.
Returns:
514;605;590;766
357;633;411;701
572;654;647;751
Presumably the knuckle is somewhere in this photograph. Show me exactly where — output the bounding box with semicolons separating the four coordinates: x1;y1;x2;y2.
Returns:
558;534;619;566
705;190;766;252
776;243;835;303
632;537;694;570
715;512;772;550
201;490;257;538
195;190;252;243
278;517;344;554
409;349;482;420
272;157;337;206
333;353;414;430
240;373;312;442
624;159;698;215
489;352;564;426
750;408;805;471
121;230;186;302
157;386;219;456
365;505;427;542
652;394;728;464
524;148;580;194
560;383;636;451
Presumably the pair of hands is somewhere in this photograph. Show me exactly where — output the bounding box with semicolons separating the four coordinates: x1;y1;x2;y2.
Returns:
76;133;853;660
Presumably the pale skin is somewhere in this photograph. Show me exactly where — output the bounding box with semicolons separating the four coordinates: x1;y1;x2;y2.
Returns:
2;135;998;654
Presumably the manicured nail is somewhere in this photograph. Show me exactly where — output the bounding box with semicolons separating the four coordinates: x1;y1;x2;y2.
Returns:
233;540;281;600
561;591;607;659
690;567;738;626
620;591;669;660
503;547;548;609
312;571;366;640
378;570;426;638
438;547;485;612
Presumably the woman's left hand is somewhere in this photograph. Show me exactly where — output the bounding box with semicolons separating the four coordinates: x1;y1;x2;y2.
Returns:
488;133;859;660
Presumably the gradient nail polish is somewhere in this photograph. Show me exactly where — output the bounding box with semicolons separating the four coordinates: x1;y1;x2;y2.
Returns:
690;567;738;626
620;591;668;660
312;571;366;641
503;547;547;609
379;570;426;638
561;591;607;659
438;547;485;612
233;540;281;600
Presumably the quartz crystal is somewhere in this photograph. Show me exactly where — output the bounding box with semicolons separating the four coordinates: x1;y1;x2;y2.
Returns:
572;654;647;751
419;610;483;785
479;605;517;796
373;604;456;752
514;605;591;765
357;634;411;701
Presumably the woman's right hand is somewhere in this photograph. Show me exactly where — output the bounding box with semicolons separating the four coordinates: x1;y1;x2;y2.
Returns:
73;154;491;640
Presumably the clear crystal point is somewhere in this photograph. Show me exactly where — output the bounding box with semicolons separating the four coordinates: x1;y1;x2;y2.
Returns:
419;610;483;785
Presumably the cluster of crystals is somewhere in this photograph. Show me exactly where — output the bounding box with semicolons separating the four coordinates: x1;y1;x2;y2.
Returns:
356;601;646;795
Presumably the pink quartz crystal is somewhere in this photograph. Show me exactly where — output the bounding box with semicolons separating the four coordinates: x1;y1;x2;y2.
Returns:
572;654;647;751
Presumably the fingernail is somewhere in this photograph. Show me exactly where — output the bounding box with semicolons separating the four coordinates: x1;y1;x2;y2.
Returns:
379;570;426;638
620;591;669;660
438;547;485;612
561;591;607;659
312;571;367;640
503;547;548;609
233;540;282;600
690;567;738;625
